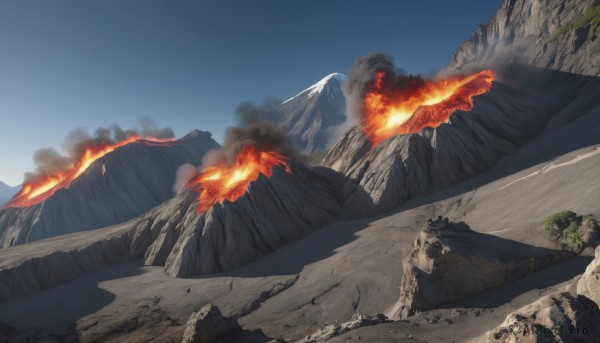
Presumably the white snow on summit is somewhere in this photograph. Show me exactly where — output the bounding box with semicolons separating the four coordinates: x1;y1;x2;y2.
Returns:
282;73;346;104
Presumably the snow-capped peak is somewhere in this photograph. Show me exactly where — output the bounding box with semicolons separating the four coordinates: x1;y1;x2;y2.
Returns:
282;73;346;104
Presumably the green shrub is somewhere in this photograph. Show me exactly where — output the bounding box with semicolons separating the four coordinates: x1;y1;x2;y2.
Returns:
542;210;583;250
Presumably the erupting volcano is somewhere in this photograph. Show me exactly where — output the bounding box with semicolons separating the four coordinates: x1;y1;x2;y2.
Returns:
362;70;495;146
188;145;291;213
4;136;175;209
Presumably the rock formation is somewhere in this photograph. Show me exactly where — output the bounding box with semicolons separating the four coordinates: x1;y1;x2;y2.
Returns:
388;219;570;319
0;130;220;248
477;292;600;343
443;0;600;77
181;303;240;343
323;82;549;217
297;313;387;343
577;246;600;306
266;73;347;154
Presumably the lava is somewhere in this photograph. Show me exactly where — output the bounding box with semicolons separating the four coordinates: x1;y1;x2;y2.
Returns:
4;136;175;209
362;69;495;147
188;145;291;213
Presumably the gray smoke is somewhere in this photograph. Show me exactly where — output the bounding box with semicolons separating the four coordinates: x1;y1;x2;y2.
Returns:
344;52;427;122
200;101;306;170
25;116;174;182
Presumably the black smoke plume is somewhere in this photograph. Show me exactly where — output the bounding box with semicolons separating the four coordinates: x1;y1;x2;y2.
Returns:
25;116;174;182
344;52;427;122
173;101;306;194
200;101;306;169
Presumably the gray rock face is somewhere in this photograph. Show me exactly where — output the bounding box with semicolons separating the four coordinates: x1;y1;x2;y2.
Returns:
443;0;600;77
577;246;600;306
476;292;600;343
266;73;346;154
181;303;240;343
138;162;341;277
388;220;570;319
323;82;549;217
0;130;220;248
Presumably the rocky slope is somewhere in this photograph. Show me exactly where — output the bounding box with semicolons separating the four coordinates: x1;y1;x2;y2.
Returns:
0;130;219;248
443;0;600;77
266;73;346;154
323;81;550;217
0;162;341;301
136;162;341;277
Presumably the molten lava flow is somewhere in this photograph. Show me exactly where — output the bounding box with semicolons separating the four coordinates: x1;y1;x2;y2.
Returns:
188;145;291;213
4;136;175;209
362;70;495;147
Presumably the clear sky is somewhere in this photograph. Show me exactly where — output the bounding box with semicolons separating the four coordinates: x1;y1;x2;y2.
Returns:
0;0;502;186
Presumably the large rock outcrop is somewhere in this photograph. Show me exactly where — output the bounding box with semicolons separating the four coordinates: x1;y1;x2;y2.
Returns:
181;303;240;343
323;82;549;217
266;73;347;154
0;130;220;248
577;246;600;306
476;292;600;343
388;219;570;319
444;0;600;77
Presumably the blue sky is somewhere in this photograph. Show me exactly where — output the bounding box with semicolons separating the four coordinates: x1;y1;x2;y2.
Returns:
0;0;502;186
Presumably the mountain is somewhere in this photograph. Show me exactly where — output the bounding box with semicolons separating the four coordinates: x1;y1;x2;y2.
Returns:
443;0;600;76
0;182;18;208
323;79;550;217
3;1;600;342
0;130;220;248
266;73;347;154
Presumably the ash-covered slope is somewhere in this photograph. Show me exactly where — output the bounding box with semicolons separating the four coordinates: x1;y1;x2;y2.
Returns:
265;73;346;154
444;0;600;77
323;81;549;217
0;183;18;208
136;162;341;277
0;163;341;302
0;130;219;248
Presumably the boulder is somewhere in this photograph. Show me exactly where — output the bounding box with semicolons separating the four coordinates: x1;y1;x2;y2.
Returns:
476;292;600;343
388;220;570;319
181;303;240;343
577;246;600;306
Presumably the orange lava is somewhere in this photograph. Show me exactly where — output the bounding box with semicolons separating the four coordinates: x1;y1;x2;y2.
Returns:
4;136;175;209
362;70;495;147
188;145;291;213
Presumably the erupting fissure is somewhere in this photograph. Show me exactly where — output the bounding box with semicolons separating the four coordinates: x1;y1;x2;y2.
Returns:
4;136;176;209
188;145;291;213
362;70;495;147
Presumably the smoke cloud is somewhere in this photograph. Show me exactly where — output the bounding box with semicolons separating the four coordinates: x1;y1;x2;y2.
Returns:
344;52;427;124
199;101;306;170
172;163;199;194
25;116;174;182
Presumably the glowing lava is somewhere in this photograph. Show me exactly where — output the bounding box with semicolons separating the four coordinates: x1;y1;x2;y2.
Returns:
188;145;291;213
362;69;495;147
4;136;175;209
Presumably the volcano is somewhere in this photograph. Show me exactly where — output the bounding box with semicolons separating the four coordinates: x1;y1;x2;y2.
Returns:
137;156;340;277
0;130;219;248
4;136;176;209
324;79;550;217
